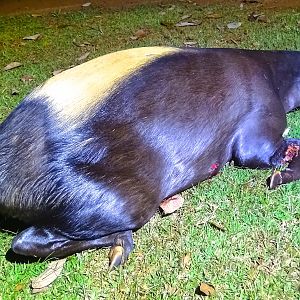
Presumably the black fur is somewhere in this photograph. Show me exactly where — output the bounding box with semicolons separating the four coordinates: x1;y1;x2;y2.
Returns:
1;47;300;259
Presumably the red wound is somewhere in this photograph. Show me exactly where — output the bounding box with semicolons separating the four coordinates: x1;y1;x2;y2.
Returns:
283;144;299;163
210;163;219;171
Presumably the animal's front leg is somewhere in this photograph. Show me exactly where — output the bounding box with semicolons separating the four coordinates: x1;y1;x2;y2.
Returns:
108;230;134;270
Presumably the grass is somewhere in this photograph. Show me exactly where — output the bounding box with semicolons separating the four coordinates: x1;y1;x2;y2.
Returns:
0;1;300;299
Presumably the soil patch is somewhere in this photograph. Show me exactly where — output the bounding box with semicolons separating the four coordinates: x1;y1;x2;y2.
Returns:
0;0;299;16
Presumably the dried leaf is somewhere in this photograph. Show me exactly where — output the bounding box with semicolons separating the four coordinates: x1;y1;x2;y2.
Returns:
208;220;226;231
164;284;176;294
175;21;199;27
206;13;222;19
3;62;22;71
227;21;242;29
11;88;19;95
32;286;49;294
82;2;91;7
184;41;198;47
130;29;148;40
248;12;269;23
256;15;269;23
135;29;148;38
77;41;91;47
181;253;191;268
21;75;34;83
14;283;25;292
160;194;184;215
181;14;192;20
52;69;64;76
77;52;90;62
31;258;66;293
197;282;216;296
23;34;41;41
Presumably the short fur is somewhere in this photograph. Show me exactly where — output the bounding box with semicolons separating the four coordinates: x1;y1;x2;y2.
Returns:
0;47;300;259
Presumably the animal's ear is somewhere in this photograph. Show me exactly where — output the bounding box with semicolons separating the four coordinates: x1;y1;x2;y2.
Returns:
11;226;69;258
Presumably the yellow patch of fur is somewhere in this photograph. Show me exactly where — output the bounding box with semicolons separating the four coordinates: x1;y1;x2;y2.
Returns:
32;47;179;122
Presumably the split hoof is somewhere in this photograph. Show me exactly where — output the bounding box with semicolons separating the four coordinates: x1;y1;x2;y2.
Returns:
267;170;282;189
108;245;124;270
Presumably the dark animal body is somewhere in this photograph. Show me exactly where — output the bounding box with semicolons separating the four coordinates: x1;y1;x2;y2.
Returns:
1;47;300;265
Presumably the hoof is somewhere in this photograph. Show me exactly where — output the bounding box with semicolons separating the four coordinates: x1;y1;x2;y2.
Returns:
267;170;282;189
108;245;124;270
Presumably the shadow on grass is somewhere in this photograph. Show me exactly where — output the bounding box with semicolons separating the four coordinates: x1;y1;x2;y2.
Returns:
0;216;45;264
5;249;45;264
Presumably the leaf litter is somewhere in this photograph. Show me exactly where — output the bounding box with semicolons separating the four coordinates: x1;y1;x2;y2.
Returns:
196;282;216;296
227;21;242;29
76;52;90;62
23;34;41;41
130;29;148;40
31;258;66;293
175;21;200;27
3;62;22;71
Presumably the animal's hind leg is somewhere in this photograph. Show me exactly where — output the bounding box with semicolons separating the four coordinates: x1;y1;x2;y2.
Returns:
267;138;300;189
12;226;134;268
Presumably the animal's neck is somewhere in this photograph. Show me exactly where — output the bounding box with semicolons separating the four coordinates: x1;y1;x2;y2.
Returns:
269;51;300;112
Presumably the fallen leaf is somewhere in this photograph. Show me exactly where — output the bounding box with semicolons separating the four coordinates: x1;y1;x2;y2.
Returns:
256;15;269;23
196;282;216;296
206;13;222;19
21;75;34;83
14;283;25;292
227;21;242;29
164;284;176;294
11;88;19;95
52;69;64;76
3;62;22;71
208;220;226;231
130;29;148;40
160;194;184;215
31;287;49;294
76;52;90;62
31;258;66;293
23;34;41;41
175;21;200;27
181;14;192;20
76;41;91;47
184;41;198;47
82;2;91;7
181;253;191;268
248;12;269;23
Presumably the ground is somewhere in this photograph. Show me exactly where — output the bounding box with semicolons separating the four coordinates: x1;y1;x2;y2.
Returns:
0;0;299;15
